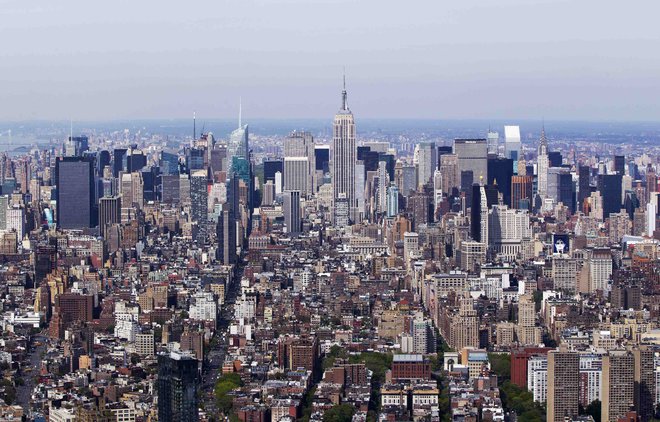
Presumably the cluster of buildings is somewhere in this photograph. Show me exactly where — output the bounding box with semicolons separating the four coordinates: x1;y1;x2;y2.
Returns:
0;81;660;422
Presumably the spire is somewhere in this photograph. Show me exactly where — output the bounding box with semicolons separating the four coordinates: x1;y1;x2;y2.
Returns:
341;68;348;111
539;121;548;152
193;111;196;140
238;97;242;128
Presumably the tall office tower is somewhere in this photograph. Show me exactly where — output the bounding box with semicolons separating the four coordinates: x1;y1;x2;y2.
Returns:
646;167;657;203
633;349;656;421
453;139;488;189
415;142;437;189
355;161;366;219
161;175;181;204
504;126;521;163
210;145;226;175
548;151;563;168
263;159;284;184
648;201;657;236
403;231;419;263
227;107;249;174
547;167;575;212
401;165;418;196
487;130;499;155
386;184;399;218
578;165;591;211
216;206;237;265
56;157;96;229
283;157;309;196
331;77;357;226
511;175;533;210
376;161;388;214
190;170;208;224
283;190;301;235
262;180;275;206
127;148;147;173
439;154;459;195
157;352;199;422
0;195;7;230
536;127;549;200
598;174;623;219
285;131;316;195
113;148;128;177
314;145;330;174
160;151;180;175
99;196;121;238
518;294;535;327
433;170;443;211
613;155;625;175
547;349;579;422
131;171;144;208
470;184;498;243
487;156;513;206
602;351;635;422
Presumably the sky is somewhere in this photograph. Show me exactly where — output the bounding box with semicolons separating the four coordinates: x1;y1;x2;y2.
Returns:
1;0;660;121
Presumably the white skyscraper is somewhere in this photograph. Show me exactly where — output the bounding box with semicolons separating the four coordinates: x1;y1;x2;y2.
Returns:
331;76;357;227
285;131;316;196
377;160;388;213
536;127;549;200
487;130;499;156
283;157;309;196
504;125;521;162
415;142;437;189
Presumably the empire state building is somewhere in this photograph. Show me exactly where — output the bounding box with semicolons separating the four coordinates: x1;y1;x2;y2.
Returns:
331;77;357;227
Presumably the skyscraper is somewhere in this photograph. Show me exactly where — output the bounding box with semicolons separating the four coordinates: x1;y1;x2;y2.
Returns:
454;139;488;189
598;174;623;219
602;351;635;422
190;170;208;224
228;104;249;173
157;352;199;422
99;196;121;238
285;131;316;195
56;157;96;229
536;127;549;201
511;175;533;210
487;130;499;156
283;190;301;235
504;125;521;164
331;76;357;227
415;142;437;189
547;349;579;422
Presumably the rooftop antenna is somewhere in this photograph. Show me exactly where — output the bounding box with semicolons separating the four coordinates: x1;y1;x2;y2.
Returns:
239;97;242;128
193;111;196;140
70;118;73;141
341;67;348;111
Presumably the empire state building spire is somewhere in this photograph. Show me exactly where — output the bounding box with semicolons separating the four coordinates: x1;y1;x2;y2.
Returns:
341;70;349;112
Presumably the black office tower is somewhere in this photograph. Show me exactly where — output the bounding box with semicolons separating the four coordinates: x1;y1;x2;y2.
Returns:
56;157;96;229
487;157;513;206
314;147;330;173
157;353;199;422
598;174;623;219
113;148;127;177
578;166;591;211
548;151;563;167
613;155;625;175
263;159;283;183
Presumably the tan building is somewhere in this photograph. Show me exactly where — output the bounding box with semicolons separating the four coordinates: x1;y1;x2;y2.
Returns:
602;351;635;422
547;349;579;422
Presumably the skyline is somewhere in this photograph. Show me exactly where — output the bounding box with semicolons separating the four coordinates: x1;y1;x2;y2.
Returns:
1;0;660;121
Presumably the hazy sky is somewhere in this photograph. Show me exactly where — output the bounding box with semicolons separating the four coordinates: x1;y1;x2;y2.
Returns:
1;0;660;121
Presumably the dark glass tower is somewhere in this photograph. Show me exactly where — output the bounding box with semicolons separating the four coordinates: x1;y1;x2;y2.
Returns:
56;157;96;229
157;353;199;422
598;174;623;218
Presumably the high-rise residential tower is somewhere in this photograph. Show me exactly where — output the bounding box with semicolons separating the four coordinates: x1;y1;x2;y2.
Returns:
331;76;357;227
547;349;579;422
157;352;199;422
56;157;96;229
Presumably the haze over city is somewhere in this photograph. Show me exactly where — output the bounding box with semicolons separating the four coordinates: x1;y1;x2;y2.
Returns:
2;0;660;121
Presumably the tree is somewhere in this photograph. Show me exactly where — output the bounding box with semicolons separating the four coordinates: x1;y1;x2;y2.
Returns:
581;400;601;422
214;373;243;414
488;353;511;383
323;404;355;422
